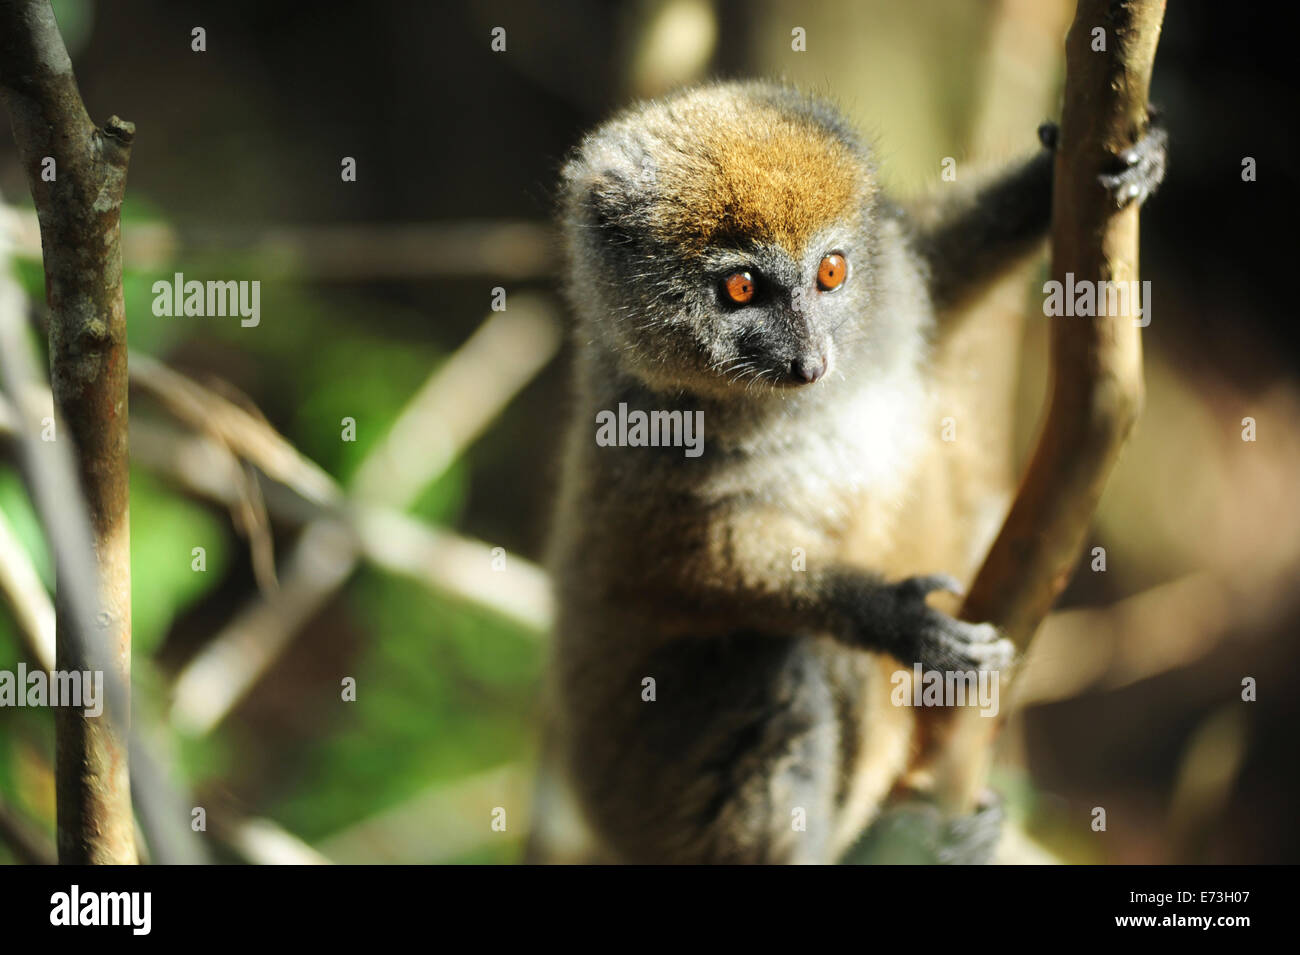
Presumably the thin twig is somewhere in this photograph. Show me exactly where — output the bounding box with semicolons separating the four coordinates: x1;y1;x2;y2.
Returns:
1;203;555;281
0;505;55;668
132;352;340;508
1;357;555;634
130;352;343;595
218;816;334;865
170;296;562;734
131;415;553;630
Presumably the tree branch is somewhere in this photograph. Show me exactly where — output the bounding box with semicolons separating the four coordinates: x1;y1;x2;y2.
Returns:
1;207;555;282
934;0;1166;814
0;0;137;863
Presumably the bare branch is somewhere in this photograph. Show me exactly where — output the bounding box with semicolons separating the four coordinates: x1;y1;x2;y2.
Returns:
0;0;138;864
354;507;552;632
934;0;1167;813
218;816;333;866
130;352;343;594
2;242;209;865
1;347;555;636
2;203;555;281
130;353;343;510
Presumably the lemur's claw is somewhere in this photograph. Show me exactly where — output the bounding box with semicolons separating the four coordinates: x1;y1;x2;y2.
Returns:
1040;111;1167;209
1098;120;1168;209
889;575;1015;674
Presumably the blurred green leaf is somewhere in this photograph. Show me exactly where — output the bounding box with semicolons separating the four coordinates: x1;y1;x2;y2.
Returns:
265;569;541;848
129;468;229;657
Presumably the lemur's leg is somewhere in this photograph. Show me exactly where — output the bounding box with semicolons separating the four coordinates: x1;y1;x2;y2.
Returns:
567;632;842;864
566;572;1016;863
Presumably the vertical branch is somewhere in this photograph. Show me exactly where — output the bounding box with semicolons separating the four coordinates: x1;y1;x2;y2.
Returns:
934;0;1166;814
0;0;137;863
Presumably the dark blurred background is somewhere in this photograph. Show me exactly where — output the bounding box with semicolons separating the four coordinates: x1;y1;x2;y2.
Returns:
0;0;1296;863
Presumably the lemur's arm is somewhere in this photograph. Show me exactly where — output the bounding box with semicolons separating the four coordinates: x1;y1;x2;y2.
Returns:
907;133;1055;315
906;118;1166;316
676;511;1013;673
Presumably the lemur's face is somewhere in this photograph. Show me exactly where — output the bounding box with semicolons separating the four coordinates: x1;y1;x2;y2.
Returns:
687;234;860;392
563;83;878;400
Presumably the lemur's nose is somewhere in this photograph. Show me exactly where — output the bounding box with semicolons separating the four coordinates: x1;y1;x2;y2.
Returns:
791;354;827;384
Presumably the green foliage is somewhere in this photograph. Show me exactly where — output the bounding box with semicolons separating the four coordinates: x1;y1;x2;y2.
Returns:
3;206;528;864
129;469;229;657
264;569;541;853
12;258;43;306
0;469;55;825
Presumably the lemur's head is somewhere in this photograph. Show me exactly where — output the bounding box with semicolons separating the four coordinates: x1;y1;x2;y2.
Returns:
561;81;880;400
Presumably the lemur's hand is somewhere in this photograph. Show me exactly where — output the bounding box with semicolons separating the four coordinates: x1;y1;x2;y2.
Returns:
1039;107;1168;209
884;574;1014;673
1099;109;1167;208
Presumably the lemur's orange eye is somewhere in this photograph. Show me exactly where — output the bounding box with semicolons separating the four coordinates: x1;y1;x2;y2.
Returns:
723;270;756;305
817;253;847;292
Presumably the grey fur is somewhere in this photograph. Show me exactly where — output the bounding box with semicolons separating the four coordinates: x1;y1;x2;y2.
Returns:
543;80;1055;864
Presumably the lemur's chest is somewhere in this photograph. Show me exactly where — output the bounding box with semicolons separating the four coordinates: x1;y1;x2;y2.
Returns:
707;371;933;543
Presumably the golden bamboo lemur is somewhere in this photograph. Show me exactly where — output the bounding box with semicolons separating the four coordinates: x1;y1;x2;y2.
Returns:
543;80;1164;864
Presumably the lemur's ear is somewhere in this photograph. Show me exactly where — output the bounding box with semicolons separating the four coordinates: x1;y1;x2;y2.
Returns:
562;131;658;230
